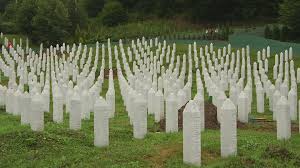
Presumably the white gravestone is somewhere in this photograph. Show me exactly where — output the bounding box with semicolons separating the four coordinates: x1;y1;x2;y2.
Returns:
133;93;147;139
94;97;109;147
276;96;291;140
183;101;201;166
221;99;237;157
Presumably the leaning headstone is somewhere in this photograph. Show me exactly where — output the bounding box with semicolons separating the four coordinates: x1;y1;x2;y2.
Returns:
94;96;109;147
276;96;291;140
221;99;237;157
183;101;201;166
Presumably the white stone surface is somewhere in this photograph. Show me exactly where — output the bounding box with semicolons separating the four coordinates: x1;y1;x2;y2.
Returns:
30;93;44;131
183;101;201;166
53;88;64;123
70;90;81;130
154;90;164;122
221;99;237;157
276;96;291;140
256;84;264;113
133;93;147;139
94;96;109;147
20;92;30;125
238;91;248;123
166;92;178;133
288;88;297;121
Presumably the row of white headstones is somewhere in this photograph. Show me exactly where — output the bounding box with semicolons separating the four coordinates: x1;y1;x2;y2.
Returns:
116;39;298;166
0;33;299;166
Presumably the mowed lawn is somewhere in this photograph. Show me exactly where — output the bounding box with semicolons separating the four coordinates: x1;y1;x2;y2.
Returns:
1;43;300;167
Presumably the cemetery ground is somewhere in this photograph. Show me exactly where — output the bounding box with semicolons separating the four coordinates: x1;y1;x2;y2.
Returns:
1;41;300;168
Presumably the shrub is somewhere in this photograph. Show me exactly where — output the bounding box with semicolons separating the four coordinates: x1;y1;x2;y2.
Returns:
0;22;18;34
31;0;70;45
100;1;128;27
16;0;37;35
272;25;280;40
279;0;300;38
280;25;290;41
264;25;272;39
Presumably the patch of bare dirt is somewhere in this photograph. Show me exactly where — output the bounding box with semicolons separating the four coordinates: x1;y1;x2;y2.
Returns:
241;121;299;133
158;102;246;132
104;68;118;79
262;145;294;161
154;101;298;134
202;149;220;165
145;143;182;168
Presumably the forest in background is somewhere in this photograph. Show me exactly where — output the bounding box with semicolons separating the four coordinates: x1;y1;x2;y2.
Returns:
0;0;298;45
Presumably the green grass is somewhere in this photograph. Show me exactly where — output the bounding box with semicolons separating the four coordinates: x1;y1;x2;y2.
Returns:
1;41;300;167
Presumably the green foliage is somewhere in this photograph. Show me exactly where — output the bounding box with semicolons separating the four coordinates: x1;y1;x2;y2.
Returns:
279;0;300;40
264;25;272;39
2;0;18;21
75;20;233;43
16;0;37;35
272;25;280;40
0;0;11;13
1;0;87;44
81;0;105;17
64;0;88;34
100;0;128;27
264;24;292;42
0;21;17;34
31;0;70;45
280;25;289;41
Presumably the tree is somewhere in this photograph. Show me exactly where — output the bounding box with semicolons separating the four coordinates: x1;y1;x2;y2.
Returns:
2;0;18;21
64;0;88;34
82;0;105;17
280;25;289;41
0;0;11;13
279;0;300;39
32;0;70;45
100;0;128;27
16;0;37;35
264;25;272;39
272;25;280;40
